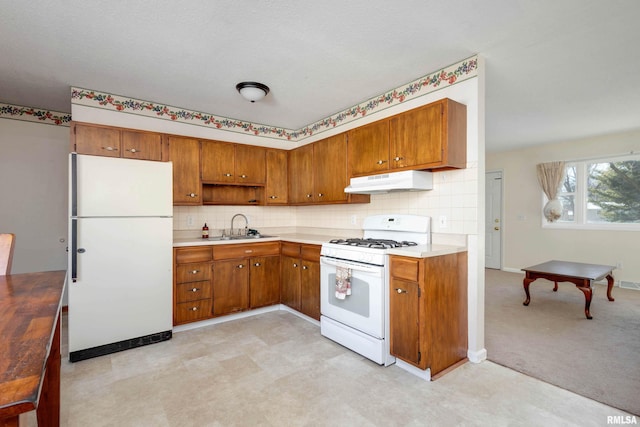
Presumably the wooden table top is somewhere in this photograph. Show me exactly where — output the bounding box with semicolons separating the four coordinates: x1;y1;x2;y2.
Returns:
522;260;615;281
0;270;66;419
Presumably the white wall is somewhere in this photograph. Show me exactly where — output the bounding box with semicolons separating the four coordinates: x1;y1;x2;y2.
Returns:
0;119;69;274
486;129;640;284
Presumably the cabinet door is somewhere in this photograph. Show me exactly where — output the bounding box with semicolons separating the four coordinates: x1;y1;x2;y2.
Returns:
169;136;201;205
235;144;266;185
265;149;288;204
313;134;348;203
212;259;249;315
249;256;280;308
390;277;421;367
201;140;236;183
288;144;314;204
300;260;320;320
347;119;389;177
73;124;121;157
389;102;443;168
280;255;301;310
121;130;163;161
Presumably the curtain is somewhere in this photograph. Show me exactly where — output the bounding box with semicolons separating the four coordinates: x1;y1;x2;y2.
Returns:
536;161;565;221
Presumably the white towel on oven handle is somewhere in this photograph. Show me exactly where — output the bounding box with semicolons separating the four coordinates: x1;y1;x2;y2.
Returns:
335;266;352;299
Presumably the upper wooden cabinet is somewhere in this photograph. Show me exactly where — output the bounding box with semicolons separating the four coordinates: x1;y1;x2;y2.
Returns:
347;98;467;177
289;134;369;205
168;136;201;205
201;140;266;185
71;122;164;161
288;144;314;204
265;149;288;205
347;119;390;177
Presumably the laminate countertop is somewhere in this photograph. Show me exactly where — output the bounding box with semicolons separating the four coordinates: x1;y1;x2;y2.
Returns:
174;234;466;258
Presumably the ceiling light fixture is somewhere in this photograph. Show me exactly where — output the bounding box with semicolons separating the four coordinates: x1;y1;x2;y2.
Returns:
235;81;270;103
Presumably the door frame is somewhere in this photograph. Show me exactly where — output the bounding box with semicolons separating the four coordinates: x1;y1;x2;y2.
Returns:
485;170;503;269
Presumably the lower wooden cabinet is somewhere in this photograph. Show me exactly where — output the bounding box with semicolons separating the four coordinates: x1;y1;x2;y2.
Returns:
280;242;321;320
173;247;214;325
173;241;318;325
389;252;468;378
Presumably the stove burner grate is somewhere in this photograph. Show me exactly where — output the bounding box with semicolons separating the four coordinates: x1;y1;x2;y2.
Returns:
328;238;418;249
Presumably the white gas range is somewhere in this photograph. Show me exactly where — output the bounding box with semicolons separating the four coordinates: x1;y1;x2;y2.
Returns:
319;214;431;366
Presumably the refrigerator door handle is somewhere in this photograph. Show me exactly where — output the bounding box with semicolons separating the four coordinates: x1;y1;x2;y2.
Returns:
71;218;78;282
71;152;78;217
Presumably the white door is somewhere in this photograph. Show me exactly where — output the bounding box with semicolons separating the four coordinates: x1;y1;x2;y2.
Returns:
68;217;173;352
485;171;502;269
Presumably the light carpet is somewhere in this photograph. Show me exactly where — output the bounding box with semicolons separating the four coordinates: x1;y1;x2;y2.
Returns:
485;268;640;416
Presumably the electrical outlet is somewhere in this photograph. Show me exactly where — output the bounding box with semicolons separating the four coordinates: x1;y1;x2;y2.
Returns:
439;215;448;228
186;215;194;227
350;215;358;225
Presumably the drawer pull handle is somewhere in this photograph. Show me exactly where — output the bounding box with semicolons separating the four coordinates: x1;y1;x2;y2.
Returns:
190;270;200;274
306;194;313;198
293;263;298;268
254;262;261;267
127;148;139;153
269;195;278;199
393;156;404;161
240;174;247;178
318;193;324;197
102;146;118;151
191;288;199;292
237;264;244;269
396;288;407;294
186;192;198;198
376;159;387;165
191;307;198;311
224;173;233;177
245;250;253;253
302;265;308;270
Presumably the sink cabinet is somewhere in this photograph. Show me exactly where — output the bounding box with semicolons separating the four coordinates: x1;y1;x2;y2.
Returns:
212;242;280;316
71;122;165;161
173;246;214;325
347;98;467;177
280;242;321;320
389;251;468;378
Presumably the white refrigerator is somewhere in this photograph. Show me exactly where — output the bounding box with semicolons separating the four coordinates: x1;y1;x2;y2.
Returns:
68;153;173;362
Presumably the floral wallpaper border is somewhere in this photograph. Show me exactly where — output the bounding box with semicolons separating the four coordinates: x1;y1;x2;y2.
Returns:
0;103;72;126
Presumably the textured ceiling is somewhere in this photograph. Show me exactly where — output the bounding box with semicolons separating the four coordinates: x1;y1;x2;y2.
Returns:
1;0;639;152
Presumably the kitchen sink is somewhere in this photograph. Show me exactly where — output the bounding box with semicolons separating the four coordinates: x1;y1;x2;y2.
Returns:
210;234;274;241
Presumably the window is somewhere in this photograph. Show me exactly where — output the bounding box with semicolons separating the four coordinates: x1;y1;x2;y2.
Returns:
547;154;640;229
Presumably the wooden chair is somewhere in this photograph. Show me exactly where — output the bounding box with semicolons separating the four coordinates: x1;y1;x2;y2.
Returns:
1;233;16;275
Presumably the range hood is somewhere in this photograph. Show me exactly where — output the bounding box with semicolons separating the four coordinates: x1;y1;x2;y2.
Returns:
344;170;433;194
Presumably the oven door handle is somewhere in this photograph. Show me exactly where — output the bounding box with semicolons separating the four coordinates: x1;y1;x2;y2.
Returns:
320;256;383;275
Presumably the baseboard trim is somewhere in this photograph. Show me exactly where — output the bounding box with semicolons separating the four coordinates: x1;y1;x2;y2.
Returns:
468;348;487;363
500;267;522;274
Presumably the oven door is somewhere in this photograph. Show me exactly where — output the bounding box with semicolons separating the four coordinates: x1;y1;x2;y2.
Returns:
320;255;385;338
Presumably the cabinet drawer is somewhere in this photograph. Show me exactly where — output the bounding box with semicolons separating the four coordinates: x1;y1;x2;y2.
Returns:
176;263;211;283
281;242;301;257
390;257;420;282
175;247;213;263
175;299;213;324
176;280;212;302
300;244;321;261
213;242;280;260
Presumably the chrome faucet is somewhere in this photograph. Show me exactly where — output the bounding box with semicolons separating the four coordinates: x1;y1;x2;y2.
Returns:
230;214;248;236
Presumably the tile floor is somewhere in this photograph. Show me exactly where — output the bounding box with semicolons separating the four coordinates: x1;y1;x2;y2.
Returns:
24;310;630;426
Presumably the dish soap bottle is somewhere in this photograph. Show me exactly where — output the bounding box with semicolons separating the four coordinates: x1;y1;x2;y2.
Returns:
202;223;209;239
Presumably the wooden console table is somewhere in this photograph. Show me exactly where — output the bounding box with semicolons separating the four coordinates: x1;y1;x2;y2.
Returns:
0;270;66;426
522;261;614;319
